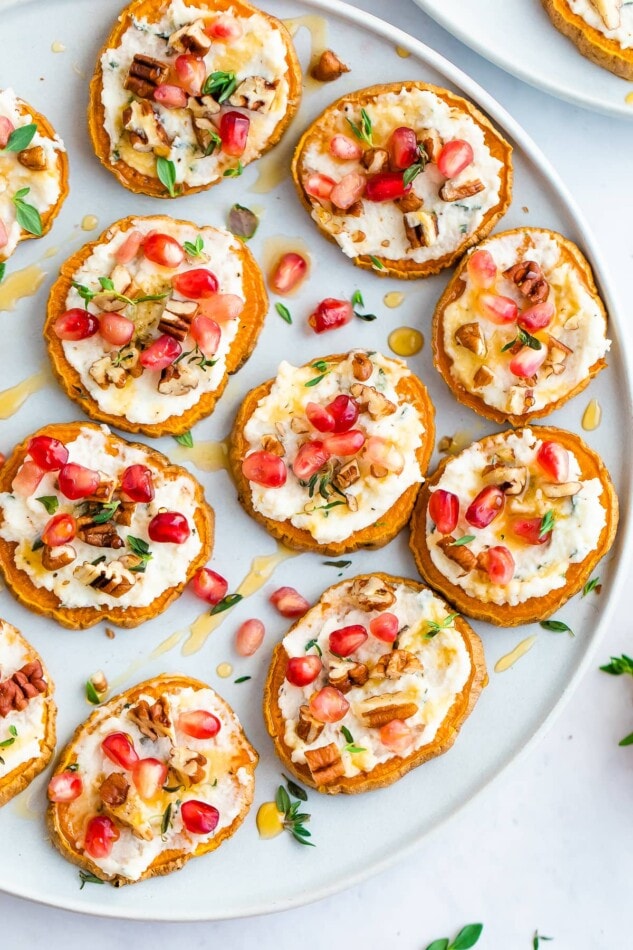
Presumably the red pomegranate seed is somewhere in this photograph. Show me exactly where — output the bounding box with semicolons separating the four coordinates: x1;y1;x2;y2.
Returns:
84;816;119;859
198;293;243;322
369;612;399;643
327;394;359;432
309;685;349;723
47;771;83;802
379;719;414;753
364;171;411;202
101;732;139;769
140;334;181;370
304;171;336;200
172;268;218;299
53;308;99;341
465;485;504;528
41;512;76;547
478;293;518;324
120;464;154;503
190;315;221;356
154;83;188;108
58;463;100;500
308;298;353;333
519;300;555;331
467;249;497;288
483;545;515;584
192;568;228;605
148;511;190;543
329;134;363;161
181;800;219;835
512;517;551;545
206;13;243;40
242;450;287;488
270;252;308;295
174;54;205;96
100;312;134;346
322;429;365;457
330;172;366;209
328;624;368;656
220;111;250;157
286;655;322;686
28;435;68;471
115;229;143;264
178;709;221;739
132;758;168;800
270;586;310;618
536;441;569;483
437;139;474;178
306;402;336;433
0;116;15;148
292;440;331;479
428;489;459;535
388;126;419;170
236;618;265;656
143;233;185;268
509;345;547;378
12;460;45;496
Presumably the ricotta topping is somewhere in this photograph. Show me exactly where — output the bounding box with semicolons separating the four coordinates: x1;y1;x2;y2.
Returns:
278;580;472;779
0;88;65;259
0;426;203;610
299;86;504;263
242;352;426;544
100;0;292;185
63;684;255;881
426;429;607;606
442;229;610;416
0;622;49;780
568;0;633;49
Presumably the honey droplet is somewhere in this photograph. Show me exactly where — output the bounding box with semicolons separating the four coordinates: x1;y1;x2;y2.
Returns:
395;45;411;58
495;635;538;673
383;291;405;309
582;398;601;431
51;40;66;53
256;801;285;839
625;91;633;105
216;662;233;678
388;326;424;357
81;214;98;232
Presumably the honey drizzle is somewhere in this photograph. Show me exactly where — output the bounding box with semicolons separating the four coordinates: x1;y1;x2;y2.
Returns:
494;635;538;673
171;439;229;473
388;326;424;357
283;14;329;93
625;91;633;105
582;398;602;431
383;291;405;309
81;214;99;232
0;368;49;419
0;263;47;312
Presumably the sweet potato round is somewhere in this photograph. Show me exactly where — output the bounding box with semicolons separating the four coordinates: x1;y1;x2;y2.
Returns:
542;0;633;80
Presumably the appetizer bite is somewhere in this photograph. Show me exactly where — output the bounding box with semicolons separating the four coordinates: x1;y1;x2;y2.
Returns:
0;620;56;807
542;0;633;79
47;675;257;885
89;0;301;196
432;228;610;425
0;423;213;629
0;88;68;262
263;573;486;794
229;351;435;555
45;215;268;437
410;427;618;626
291;81;512;279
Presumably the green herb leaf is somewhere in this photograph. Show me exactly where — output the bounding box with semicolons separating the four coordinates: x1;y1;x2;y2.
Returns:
450;535;475;547
340;725;354;744
304;638;323;657
204;130;222;155
173;431;194;448
539;509;555;537
501;338;517;353
9;725;17;738
354;310;377;322
451;924;484;949
600;654;633;676
619;731;633;746
202;70;237;102
283;774;308;801
210;592;243;615
0;262;6;284
275;784;291;814
0;735;16;749
67;762;80;772
4;123;37;152
161;802;172;836
425;612;458;639
183;234;204;258
582;576;601;597
351;289;364;308
228;203;258;240
323;560;352;569
533;933;554;949
92;500;120;524
126;535;152;572
85;680;102;705
234;675;251;684
275;784;315;846
517;327;542;350
31;537;43;552
346;107;373;146
276;302;292;324
99;276;115;291
91;555;106;566
540;619;574;636
36;495;59;515
162;783;184;793
156;156;178;197
223;161;243;178
79;870;104;889
305;372;328;388
12;187;42;236
369;254;385;270
403;162;424;186
425;941;449;950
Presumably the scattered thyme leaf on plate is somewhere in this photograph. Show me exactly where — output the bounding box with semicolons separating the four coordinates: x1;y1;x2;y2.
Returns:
540;619;573;636
582;576;601;597
210;593;243;615
600;654;633;676
275;784;314;846
275;302;292;324
79;870;104;890
173;431;194;448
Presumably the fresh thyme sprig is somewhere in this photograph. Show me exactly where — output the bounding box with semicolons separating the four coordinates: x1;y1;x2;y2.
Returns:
340;725;366;754
540;619;573;636
582;576;601;597
425;923;483;950
600;654;633;676
126;536;152;572
533;932;553;949
346;107;373;146
501;326;542;352
275;784;314;846
79;870;104;889
424;613;458;639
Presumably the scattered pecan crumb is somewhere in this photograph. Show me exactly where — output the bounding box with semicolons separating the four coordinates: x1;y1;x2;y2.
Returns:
310;49;350;82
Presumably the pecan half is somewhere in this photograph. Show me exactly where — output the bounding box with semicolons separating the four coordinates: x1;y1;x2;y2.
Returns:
473;365;494;389
541;481;582;498
124;53;169;98
99;773;153;840
348;575;396;611
328;659;369;693
168;746;207;786
372;649;422;680
419;128;443;163
349;383;397;419
73;559;135;597
482;462;528;495
503;260;549;304
455;322;486;357
158;298;198;341
304;743;345;784
41;543;76;570
439;179;484;202
157;361;199;396
127;696;172;740
0;660;47;717
404;210;438;249
296;705;325;743
261;434;285;457
89;355;128;390
333;459;360;491
310;49;350;82
76;519;123;549
357;692;418;728
99;772;129;808
437;535;477;571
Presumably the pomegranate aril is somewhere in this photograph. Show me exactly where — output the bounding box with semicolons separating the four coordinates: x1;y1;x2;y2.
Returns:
388;126;419;170
154;83;188;108
192;568;228;605
329;134;363;161
369;612;399;644
100;312;134;346
328;624;368;657
484;545;515;584
178;709;221;739
479;293;518;325
174;54;205;96
286;654;322;686
58;463;100;500
140;334;182;370
28;435;68;472
206;13;242;41
181;800;219;835
308;298;353;334
467;249;497;288
304;171;335;200
242;450;287;488
465;485;504;528
519;300;555;331
121;464;155;503
270;252;308;295
115;229;143;265
197;293;243;322
322;429;365;457
53;308;99;341
330;172;366;209
41;512;76;547
364;171;410;202
236;618;265;656
306;401;336;433
47;771;83;802
12;460;45;496
101;732;139;769
220;110;250;157
143;233;184;268
270;586;310;618
509;345;548;378
429;489;459;535
148;511;190;543
512;517;551;545
84;815;119;859
536;441;569;483
132;757;168;800
379;719;413;753
437;139;474;178
309;685;349;723
292;440;331;479
0;116;15;148
190;314;221;357
172;268;218;299
327;394;359;432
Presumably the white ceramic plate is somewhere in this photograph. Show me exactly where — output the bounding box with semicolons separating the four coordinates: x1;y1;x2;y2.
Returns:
411;0;633;120
0;0;630;922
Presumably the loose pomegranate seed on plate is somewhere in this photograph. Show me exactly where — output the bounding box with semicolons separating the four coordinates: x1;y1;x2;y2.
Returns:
478;293;518;324
241;450;287;488
121;464;154;503
41;512;76;547
536;441;569;483
178;709;221;739
154;83;188;108
236;618;265;656
465;485;504;528
509;345;548;378
512;517;551;545
467;249;497;288
0;116;15;148
53;308;99;341
148;511;190;543
100;312;134;346
285;654;322;686
172;268;218;299
101;732;139;769
174;54;205;96
192;568;228;605
309;685;350;723
270;586;310;618
306;401;336;433
327;394;359;432
206;13;243;41
364;171;411;202
308;298;353;333
379;719;414;753
269;252;308;295
58;463;100;500
198;293;244;322
518;300;555;331
28;435;68;471
140;334;182;370
47;771;83;802
328;624;368;656
143;233;185;268
12;460;45;496
330;171;366;210
437;139;474;178
304;171;336;200
181;800;219;835
322;429;365;457
220;110;250;157
429;489;459;535
388;126;419;170
329;134;363;161
84;815;119;859
132;757;168;800
483;545;515;584
190;314;221;357
292;440;331;479
369;612;399;643
115;229;143;265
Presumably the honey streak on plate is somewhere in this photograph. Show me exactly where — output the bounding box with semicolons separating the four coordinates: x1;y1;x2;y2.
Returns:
0;368;50;419
284;14;328;94
388;326;424;357
171;439;229;473
582;398;602;431
494;635;538;673
0;263;47;312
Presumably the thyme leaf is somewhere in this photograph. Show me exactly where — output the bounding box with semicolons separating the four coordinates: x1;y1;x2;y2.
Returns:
173;431;194;448
539;509;555;537
346;107;373;146
600;654;633;676
12;187;42;236
3;123;36;152
210;593;243;615
36;495;59;515
79;871;104;889
582;576;601;597
126;535;152;572
202;70;237;102
425;612;458;639
85;680;101;705
183;235;204;257
275;302;292;324
156;156;178;197
92;500;120;524
540;619;574;636
450;535;475;547
274;784;314;846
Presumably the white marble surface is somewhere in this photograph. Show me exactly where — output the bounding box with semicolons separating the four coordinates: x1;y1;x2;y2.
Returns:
2;0;632;945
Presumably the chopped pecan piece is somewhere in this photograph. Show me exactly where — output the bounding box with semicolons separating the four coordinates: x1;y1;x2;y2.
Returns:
360;147;388;175
89;355;127;390
157;361;199;396
73;559;135;597
351;352;373;381
310;49;350;82
158;298;198;341
99;773;153;840
261;434;285;457
544;335;573;375
328;659;369;693
455;322;486;357
357;692;418;728
439;179;485;202
17;146;47;170
187;95;222;152
83;473;117;505
349;383;397;419
351;229;366;243
348;575;396;611
228;76;278;113
127;696;172;740
168;746;207;786
124;53;169;98
76;516;123;549
296;705;325;743
0;660;47;717
304;743;345;785
99;772;129;808
437;535;477;571
372;649;422;680
333;459;360;491
344;492;359;512
122;100;171;155
290;417;310;434
507;385;534;414
404;210;438;249
41;543;76;571
541;481;581;498
168;18;212;55
92;265;133;311
396;191;423;214
482;462;528;495
112;495;136;526
503;260;549;304
419;128;443;163
473;365;494;389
